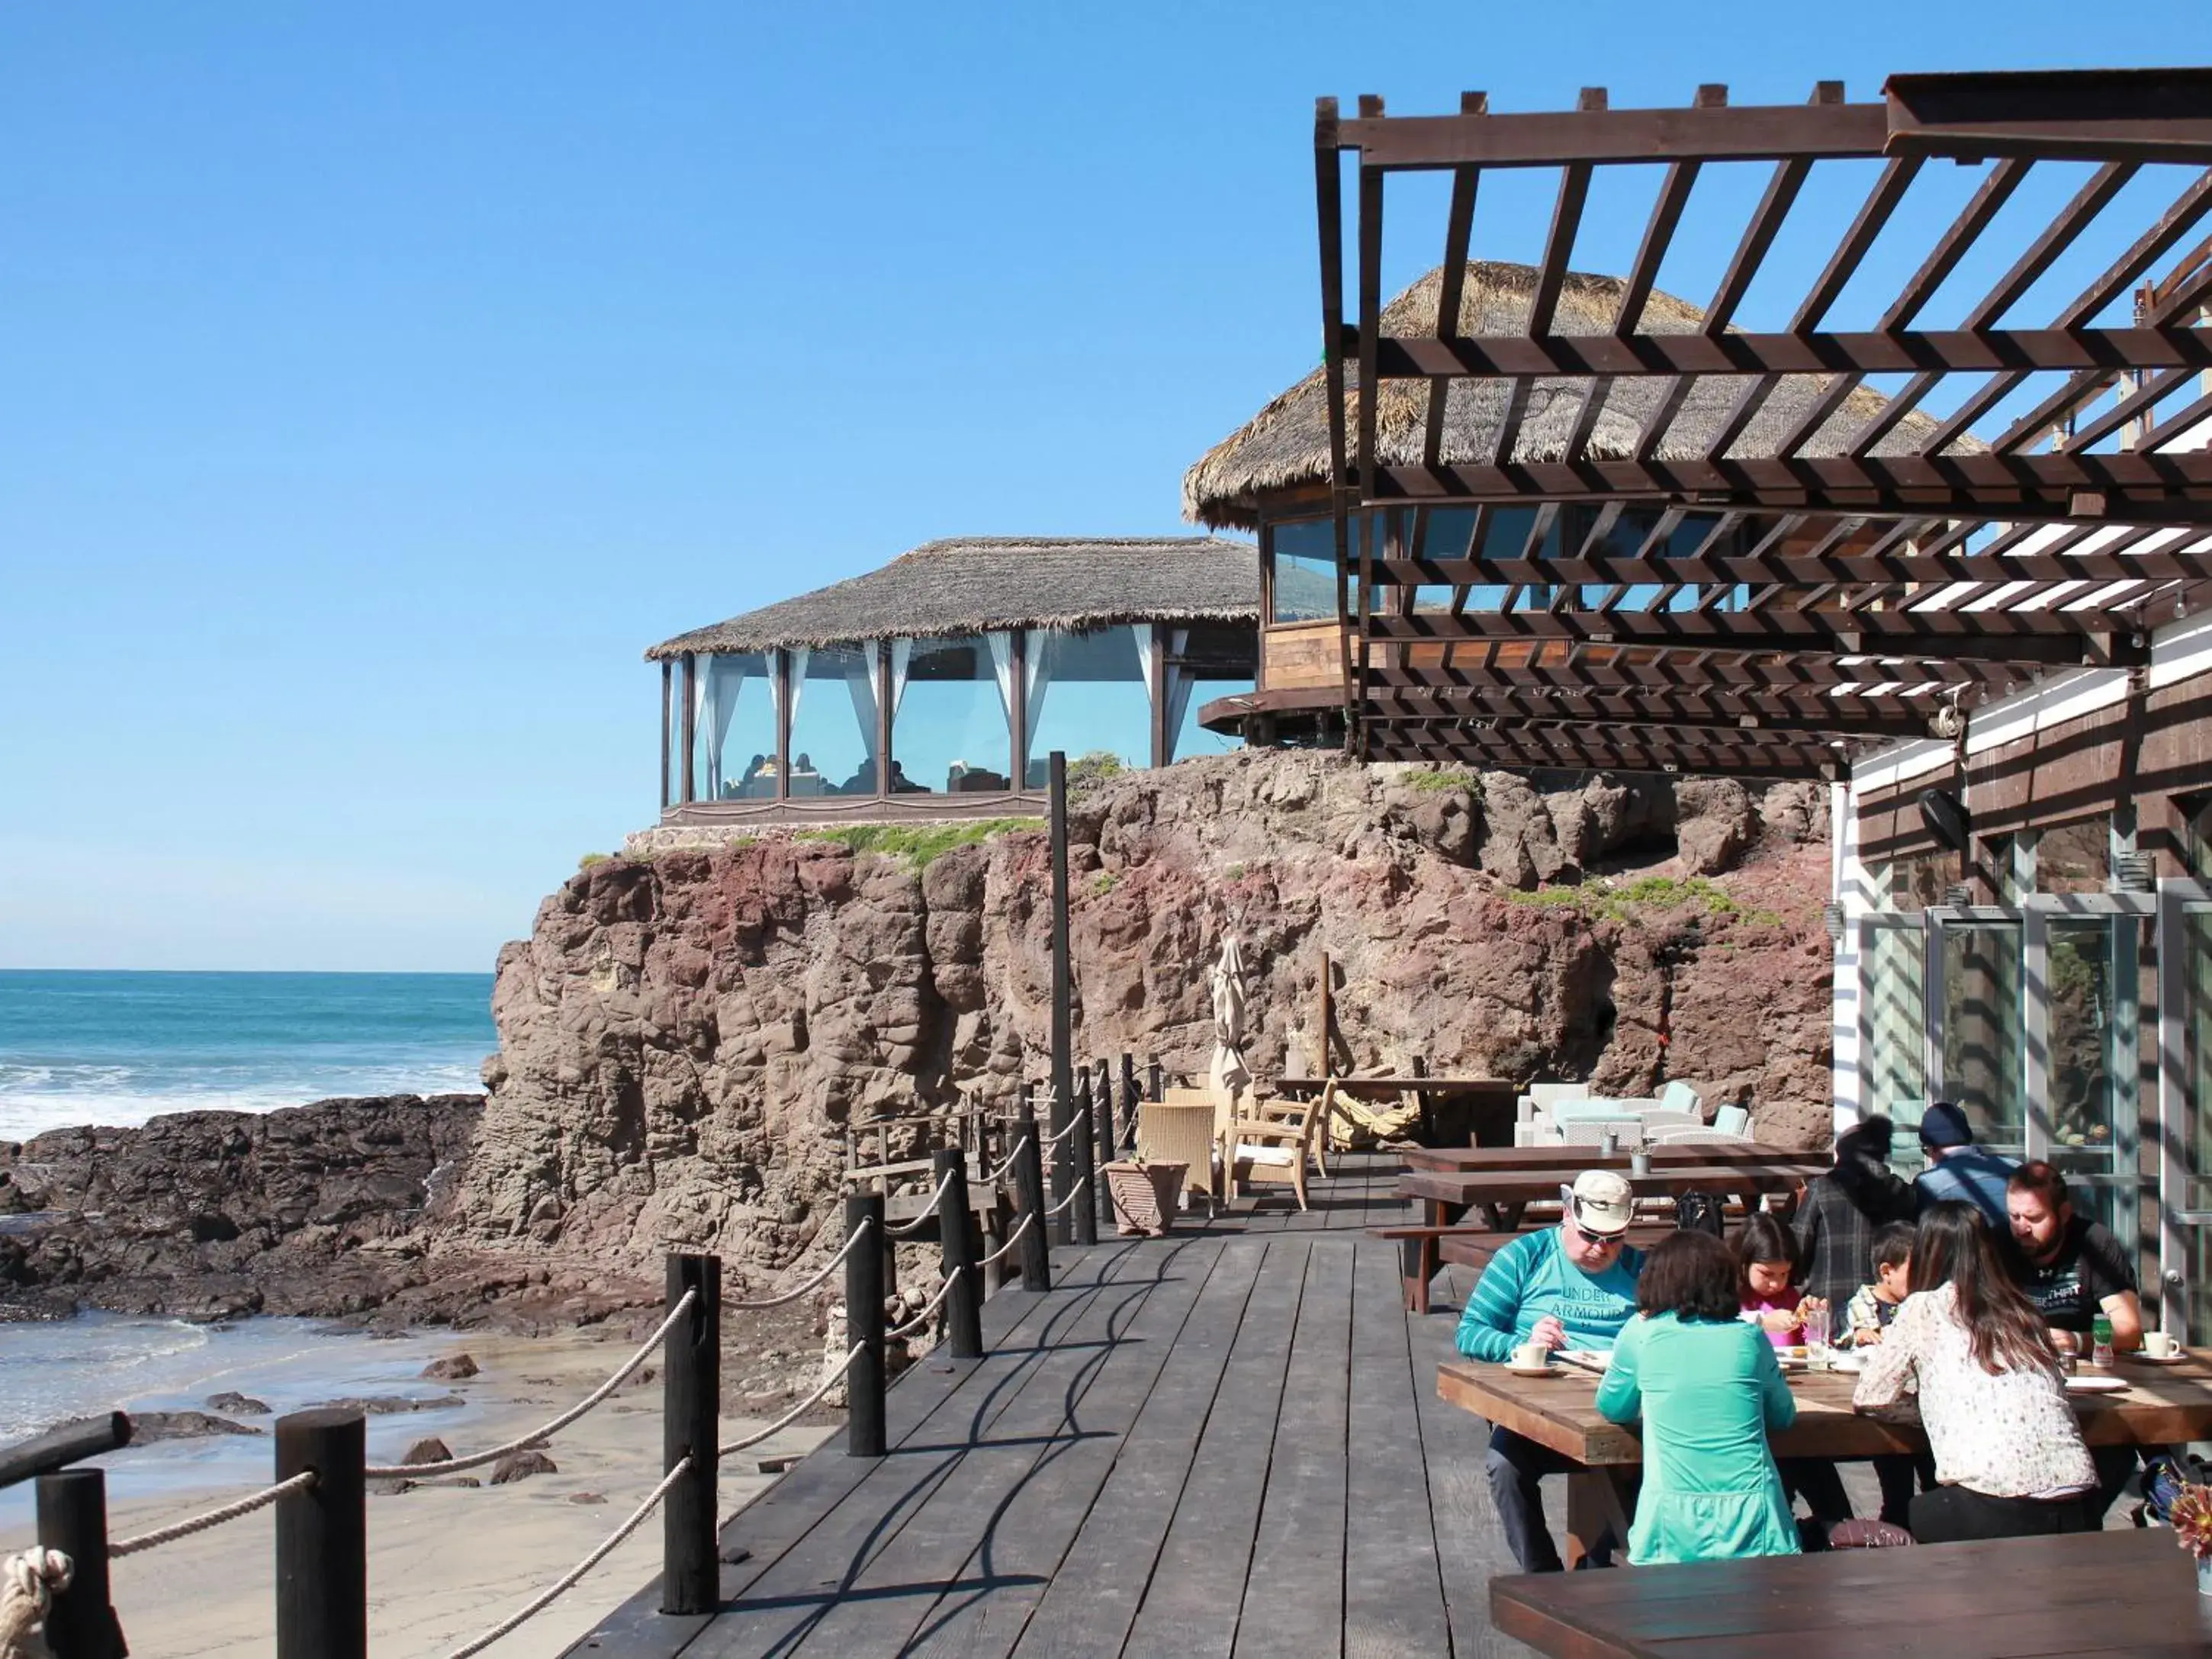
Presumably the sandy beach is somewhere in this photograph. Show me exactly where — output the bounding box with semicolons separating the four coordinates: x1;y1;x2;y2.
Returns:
1;1326;837;1659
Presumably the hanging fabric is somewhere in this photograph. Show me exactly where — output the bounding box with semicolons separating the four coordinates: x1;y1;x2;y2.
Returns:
1024;629;1056;748
984;632;1018;726
770;646;809;786
1162;627;1195;763
701;655;748;797
844;642;881;761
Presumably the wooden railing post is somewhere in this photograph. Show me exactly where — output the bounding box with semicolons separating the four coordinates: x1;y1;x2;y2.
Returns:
1092;1059;1116;1231
274;1408;366;1659
845;1192;886;1457
662;1252;722;1615
35;1469;125;1659
1147;1058;1163;1102
1119;1053;1140;1153
934;1148;983;1358
1070;1067;1099;1247
1014;1086;1052;1292
1048;750;1075;1245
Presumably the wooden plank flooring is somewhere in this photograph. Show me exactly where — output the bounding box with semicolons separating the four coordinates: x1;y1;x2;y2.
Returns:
567;1153;1540;1659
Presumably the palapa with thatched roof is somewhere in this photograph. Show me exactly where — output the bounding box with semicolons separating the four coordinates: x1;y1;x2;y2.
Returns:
649;536;1257;660
1181;260;1979;530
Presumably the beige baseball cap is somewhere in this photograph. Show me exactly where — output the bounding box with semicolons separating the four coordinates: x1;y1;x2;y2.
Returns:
1563;1169;1635;1239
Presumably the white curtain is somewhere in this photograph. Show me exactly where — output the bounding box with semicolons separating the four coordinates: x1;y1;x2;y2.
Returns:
1162;627;1195;762
985;632;1018;728
844;642;881;761
696;654;748;798
1024;629;1055;742
771;646;809;770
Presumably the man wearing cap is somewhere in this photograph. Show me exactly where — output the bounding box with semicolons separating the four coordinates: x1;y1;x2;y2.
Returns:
1914;1101;2016;1233
1457;1169;1646;1571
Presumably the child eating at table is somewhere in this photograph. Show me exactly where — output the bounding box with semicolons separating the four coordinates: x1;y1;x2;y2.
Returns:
1736;1210;1854;1537
1844;1220;1916;1348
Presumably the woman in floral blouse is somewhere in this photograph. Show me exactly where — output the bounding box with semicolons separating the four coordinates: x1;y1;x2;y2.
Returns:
1852;1201;2098;1542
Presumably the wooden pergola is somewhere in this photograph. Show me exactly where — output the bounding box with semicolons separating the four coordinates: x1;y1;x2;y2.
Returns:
1316;69;2212;779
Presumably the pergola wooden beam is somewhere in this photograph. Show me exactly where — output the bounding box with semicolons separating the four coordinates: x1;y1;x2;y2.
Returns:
1362;609;2132;667
1369;656;2017;692
1368;541;2212;590
1368;723;1845;780
1362;685;1939;738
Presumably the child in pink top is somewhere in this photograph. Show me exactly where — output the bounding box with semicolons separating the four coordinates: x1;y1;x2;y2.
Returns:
1737;1211;1828;1347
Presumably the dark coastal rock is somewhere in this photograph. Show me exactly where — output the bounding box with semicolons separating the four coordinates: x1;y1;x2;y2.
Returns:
313;1393;466;1416
401;1436;453;1464
205;1392;271;1416
0;1288;78;1323
420;1353;478;1381
568;1490;606;1505
130;1411;262;1442
489;1450;557;1484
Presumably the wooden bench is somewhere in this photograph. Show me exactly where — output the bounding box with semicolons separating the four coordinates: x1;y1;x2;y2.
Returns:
1368;1223;1675;1314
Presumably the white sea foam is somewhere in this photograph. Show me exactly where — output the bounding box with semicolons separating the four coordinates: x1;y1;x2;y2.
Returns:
0;1060;484;1140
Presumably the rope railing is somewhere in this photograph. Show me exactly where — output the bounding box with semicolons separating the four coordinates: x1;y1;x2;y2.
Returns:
975;1211;1034;1269
719;1342;863;1456
725;1215;876;1313
882;1168;956;1237
1043;1175;1092;1217
363;1289;699;1480
982;1134;1031;1185
1040;1114;1085;1147
109;1470;318;1558
886;1272;963;1342
442;1455;693;1659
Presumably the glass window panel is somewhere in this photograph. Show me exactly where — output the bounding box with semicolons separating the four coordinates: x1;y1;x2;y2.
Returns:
893;635;1011;796
664;667;683;808
2046;918;2120;1181
693;651;777;801
1027;625;1149;784
787;644;878;796
1861;921;1928;1173
2037;818;2111;894
2178;901;2212;1338
1889;850;1953;914
2181;796;2212;882
1940;923;2024;1152
1408;509;1477;613
1270;518;1342;623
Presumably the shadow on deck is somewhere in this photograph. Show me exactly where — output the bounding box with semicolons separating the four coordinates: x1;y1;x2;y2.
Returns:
567;1152;1534;1658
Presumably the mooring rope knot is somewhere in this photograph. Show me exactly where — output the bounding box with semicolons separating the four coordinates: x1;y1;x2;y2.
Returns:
0;1548;73;1658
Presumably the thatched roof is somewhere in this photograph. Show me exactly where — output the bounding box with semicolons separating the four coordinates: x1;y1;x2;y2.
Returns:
648;536;1259;660
1182;261;1984;529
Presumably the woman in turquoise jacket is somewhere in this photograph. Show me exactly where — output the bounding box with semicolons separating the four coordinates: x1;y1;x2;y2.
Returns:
1593;1230;1801;1565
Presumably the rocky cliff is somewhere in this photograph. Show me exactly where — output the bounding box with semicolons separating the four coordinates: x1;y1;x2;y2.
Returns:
461;751;1834;1279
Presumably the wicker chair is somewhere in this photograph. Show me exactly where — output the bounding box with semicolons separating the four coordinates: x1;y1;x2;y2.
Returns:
1561;1117;1647;1149
1223;1081;1336;1211
1139;1095;1220;1206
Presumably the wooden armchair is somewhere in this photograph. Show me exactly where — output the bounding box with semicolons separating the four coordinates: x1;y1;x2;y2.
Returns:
1223;1081;1336;1211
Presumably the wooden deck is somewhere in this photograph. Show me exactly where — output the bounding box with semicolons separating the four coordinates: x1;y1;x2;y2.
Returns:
568;1153;1538;1657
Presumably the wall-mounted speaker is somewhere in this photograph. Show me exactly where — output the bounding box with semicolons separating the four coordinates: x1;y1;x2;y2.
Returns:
1918;788;1970;854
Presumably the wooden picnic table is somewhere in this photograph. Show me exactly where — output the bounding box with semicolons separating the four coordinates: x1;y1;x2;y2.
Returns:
1441;1349;2212;1569
1398;1143;1802;1174
1490;1525;2212;1658
1387;1159;1825;1316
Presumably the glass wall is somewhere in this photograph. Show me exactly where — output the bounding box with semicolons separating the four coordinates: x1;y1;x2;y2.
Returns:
1027;625;1150;783
1269;518;1342;623
787;644;882;796
893;635;1011;795
693;651;777;801
1940;921;2025;1152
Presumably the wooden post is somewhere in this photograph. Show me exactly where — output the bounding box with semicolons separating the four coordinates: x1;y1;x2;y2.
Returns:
1092;1059;1115;1232
1070;1066;1098;1248
275;1408;366;1659
1148;1058;1163;1102
35;1469;125;1659
1119;1053;1140;1153
934;1148;983;1358
660;660;673;811
662;1252;721;1616
1048;751;1075;1245
845;1192;886;1458
1317;947;1335;1074
1014;1085;1051;1292
680;652;698;805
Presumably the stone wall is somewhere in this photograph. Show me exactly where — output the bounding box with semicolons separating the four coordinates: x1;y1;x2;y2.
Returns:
461;751;1834;1276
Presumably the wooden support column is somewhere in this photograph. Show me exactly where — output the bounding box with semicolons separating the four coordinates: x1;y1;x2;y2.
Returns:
661;1252;721;1615
1048;751;1075;1244
680;653;698;805
844;1194;886;1457
1011;629;1029;789
37;1469;126;1659
775;648;793;801
874;641;892;799
659;661;673;811
1149;622;1169;768
274;1410;367;1659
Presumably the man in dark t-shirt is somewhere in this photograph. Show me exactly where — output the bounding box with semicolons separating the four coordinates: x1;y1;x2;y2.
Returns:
2006;1160;2142;1351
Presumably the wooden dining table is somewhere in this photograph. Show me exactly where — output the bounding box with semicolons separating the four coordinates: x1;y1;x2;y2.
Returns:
1490;1526;2212;1658
1398;1143;1802;1175
1440;1347;2212;1568
1399;1159;1826;1232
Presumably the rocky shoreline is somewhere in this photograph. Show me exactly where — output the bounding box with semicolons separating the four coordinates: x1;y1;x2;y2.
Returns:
0;1092;660;1330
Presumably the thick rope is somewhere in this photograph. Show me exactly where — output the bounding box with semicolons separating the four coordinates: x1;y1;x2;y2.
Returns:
443;1456;690;1659
109;1471;317;1558
883;1169;956;1237
719;1342;863;1455
365;1289;697;1478
725;1217;876;1313
982;1135;1030;1185
886;1271;962;1341
0;1549;72;1658
976;1211;1034;1269
1043;1175;1092;1217
1040;1115;1085;1147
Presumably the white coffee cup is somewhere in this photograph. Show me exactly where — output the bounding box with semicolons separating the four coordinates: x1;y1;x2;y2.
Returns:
2146;1330;2181;1359
1512;1341;1551;1369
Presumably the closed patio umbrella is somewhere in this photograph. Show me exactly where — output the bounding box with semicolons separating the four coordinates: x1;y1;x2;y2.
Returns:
1207;934;1251;1111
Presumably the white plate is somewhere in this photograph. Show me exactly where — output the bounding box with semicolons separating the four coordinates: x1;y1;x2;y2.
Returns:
2065;1374;2130;1394
1558;1348;1613;1371
1504;1362;1564;1378
2130;1350;2188;1366
1828;1354;1863;1374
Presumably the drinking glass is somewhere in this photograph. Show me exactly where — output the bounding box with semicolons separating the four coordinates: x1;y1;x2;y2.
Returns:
1802;1304;1831;1355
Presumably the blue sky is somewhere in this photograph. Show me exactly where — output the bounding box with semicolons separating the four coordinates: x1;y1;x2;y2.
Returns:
4;5;2207;970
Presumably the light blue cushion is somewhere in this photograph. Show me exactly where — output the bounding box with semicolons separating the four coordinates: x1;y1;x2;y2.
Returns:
1660;1079;1702;1114
1712;1104;1751;1137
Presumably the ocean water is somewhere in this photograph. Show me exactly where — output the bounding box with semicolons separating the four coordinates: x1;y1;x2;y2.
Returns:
0;969;496;1140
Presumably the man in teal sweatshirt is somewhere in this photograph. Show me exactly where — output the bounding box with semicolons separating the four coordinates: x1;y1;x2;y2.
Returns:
1456;1169;1645;1571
